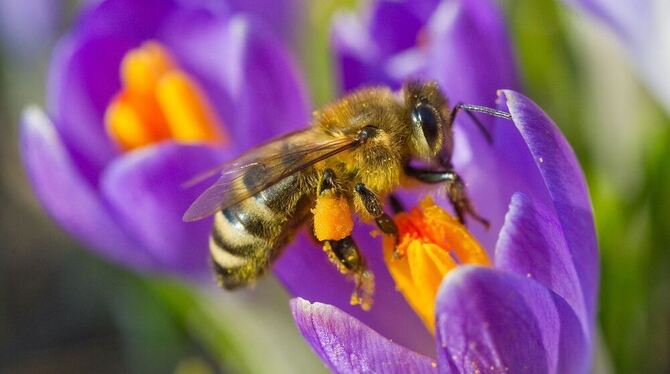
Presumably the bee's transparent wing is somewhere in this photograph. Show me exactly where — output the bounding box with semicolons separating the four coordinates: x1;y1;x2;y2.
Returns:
182;131;360;221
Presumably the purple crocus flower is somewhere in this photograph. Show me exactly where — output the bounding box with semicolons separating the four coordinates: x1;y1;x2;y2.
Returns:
283;0;598;372
291;90;597;373
20;0;310;275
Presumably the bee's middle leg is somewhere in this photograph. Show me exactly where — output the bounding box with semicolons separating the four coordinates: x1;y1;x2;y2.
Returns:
354;183;400;256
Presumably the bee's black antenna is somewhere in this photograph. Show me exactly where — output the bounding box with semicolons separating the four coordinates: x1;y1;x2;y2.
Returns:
450;103;512;144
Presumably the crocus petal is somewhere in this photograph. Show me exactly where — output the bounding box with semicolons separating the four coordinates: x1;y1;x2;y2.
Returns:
501;90;598;327
100;142;231;275
47;0;179;183
291;298;437;374
162;14;311;150
276;228;436;357
331;12;392;92
331;0;440;93
425;0;518;110
495;193;589;341
436;267;589;374
19;107;152;268
368;0;440;58
227;0;305;44
0;0;59;57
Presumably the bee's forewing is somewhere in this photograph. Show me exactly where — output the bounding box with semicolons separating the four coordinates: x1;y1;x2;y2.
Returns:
182;130;359;222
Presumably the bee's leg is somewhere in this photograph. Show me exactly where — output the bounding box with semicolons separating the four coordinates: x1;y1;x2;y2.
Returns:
315;169;374;310
322;236;374;310
404;165;489;228
354;183;398;237
354;183;402;258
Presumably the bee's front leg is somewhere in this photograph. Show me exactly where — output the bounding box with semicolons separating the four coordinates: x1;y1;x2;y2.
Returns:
313;169;374;310
404;164;489;228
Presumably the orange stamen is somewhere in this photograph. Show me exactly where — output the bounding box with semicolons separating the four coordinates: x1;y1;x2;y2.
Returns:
105;41;226;151
382;197;491;332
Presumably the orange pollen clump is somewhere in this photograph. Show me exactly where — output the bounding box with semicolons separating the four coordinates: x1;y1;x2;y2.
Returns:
312;195;354;241
105;41;226;151
382;196;491;332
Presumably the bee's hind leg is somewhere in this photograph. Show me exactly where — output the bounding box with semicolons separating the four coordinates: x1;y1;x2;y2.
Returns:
322;236;375;311
314;169;374;310
354;183;400;258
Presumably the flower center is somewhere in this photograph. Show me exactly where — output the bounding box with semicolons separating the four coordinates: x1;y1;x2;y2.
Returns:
105;41;226;151
382;197;491;332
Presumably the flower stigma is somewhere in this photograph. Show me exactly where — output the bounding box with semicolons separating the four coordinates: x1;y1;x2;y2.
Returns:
105;41;226;151
382;197;491;332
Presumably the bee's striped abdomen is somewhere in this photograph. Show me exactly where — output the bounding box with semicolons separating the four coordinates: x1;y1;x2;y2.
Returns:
209;172;311;289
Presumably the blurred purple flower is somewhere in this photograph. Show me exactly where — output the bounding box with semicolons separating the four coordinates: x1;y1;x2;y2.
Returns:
283;0;598;372
21;0;310;275
0;0;60;57
562;0;670;113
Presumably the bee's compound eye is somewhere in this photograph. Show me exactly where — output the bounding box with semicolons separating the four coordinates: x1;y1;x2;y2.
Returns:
412;104;440;148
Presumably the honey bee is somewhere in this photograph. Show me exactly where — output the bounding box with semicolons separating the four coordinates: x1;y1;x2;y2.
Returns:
183;80;510;310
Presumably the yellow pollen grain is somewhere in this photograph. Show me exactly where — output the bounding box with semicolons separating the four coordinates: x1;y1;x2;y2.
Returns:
383;196;490;333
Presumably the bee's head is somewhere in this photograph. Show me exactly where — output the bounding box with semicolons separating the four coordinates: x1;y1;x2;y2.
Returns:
402;81;452;161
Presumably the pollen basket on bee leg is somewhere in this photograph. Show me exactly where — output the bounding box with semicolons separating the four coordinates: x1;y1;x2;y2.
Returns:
312;195;354;241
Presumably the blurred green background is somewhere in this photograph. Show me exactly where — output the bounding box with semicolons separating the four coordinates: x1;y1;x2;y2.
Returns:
1;0;669;373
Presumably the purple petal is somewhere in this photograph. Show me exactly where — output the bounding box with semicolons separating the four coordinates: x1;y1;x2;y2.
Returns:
100;142;231;275
227;0;305;44
436;267;589;374
275;228;435;357
0;0;60;57
46;0;179;184
425;0;519;109
19;106;153;268
291;298;437;374
495;193;589;342
74;0;176;39
501;90;598;329
331;12;393;92
368;0;440;58
162;14;311;149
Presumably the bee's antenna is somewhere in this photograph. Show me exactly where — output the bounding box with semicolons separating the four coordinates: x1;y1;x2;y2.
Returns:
450;103;512;144
456;104;512;120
